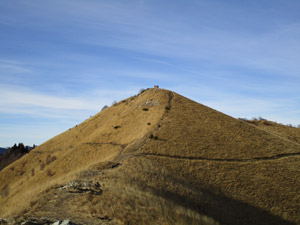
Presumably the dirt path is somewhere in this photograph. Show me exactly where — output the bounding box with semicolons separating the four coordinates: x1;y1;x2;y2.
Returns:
136;151;300;163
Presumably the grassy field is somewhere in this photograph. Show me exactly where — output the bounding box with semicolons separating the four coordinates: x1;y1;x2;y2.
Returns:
0;88;299;225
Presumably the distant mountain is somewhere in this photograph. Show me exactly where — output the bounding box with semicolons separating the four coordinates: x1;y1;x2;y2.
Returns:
0;147;7;155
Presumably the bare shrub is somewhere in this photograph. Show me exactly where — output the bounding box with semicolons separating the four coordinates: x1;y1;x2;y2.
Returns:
139;88;146;94
20;170;25;176
47;169;55;177
0;184;9;197
52;155;57;162
101;105;108;111
149;134;158;140
40;162;45;171
46;155;52;165
262;120;272;126
46;155;57;165
30;201;37;207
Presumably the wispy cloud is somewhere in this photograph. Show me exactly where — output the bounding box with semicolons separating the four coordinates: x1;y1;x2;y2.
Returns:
0;83;143;118
0;88;97;110
54;1;299;78
2;1;299;77
0;60;32;74
0;84;104;120
1;0;300;146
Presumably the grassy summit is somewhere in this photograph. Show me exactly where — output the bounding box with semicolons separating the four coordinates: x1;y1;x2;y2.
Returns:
0;88;299;225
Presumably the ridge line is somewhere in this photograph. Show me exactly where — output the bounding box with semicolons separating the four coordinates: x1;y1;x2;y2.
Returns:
115;91;175;161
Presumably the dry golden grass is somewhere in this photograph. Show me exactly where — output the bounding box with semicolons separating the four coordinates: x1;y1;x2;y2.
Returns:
1;88;300;225
240;118;300;145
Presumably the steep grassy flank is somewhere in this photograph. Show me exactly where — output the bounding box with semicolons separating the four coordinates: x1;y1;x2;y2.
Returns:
0;88;299;225
0;89;168;218
139;92;300;159
127;91;300;224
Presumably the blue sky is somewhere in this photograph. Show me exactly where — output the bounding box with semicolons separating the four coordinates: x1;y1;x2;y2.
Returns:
0;0;300;147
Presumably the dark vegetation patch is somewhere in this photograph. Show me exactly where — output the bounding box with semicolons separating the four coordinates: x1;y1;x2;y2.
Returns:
0;143;36;171
239;117;300;128
47;169;55;177
39;155;57;171
111;162;121;169
40;162;45;171
139;88;146;94
101;105;108;111
89;161;123;171
0;184;9;197
262;120;272;126
149;134;158;140
46;155;57;165
19;170;25;176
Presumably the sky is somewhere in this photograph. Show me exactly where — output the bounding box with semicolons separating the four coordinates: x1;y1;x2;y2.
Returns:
0;0;300;147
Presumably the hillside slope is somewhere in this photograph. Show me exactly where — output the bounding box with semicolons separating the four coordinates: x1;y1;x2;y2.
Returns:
240;118;300;145
0;88;300;225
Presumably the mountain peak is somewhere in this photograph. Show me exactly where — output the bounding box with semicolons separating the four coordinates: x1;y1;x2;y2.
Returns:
1;89;300;225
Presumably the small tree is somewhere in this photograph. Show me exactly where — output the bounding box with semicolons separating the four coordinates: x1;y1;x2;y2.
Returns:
139;88;146;94
101;105;108;111
18;143;28;154
12;144;17;151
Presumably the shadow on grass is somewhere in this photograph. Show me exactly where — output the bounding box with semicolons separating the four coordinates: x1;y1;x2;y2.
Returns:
137;177;296;225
